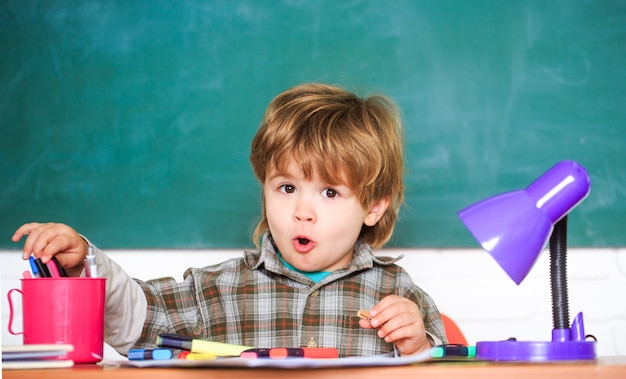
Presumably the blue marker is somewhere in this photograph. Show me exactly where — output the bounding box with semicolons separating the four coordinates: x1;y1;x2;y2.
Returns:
28;256;40;278
128;348;173;361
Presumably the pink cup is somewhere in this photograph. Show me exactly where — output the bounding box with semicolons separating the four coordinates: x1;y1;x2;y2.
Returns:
8;278;106;363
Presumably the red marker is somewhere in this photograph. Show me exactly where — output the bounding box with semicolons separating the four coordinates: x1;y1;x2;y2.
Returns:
270;348;338;359
240;347;338;359
46;261;61;277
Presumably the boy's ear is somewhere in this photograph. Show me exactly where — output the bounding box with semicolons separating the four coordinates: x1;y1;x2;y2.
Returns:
363;197;391;226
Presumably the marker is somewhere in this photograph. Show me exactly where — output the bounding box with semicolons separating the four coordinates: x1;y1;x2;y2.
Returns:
177;351;191;359
177;351;217;360
240;348;339;359
46;261;61;277
431;344;476;359
128;348;173;360
22;271;32;279
269;348;338;359
181;352;217;360
240;348;271;358
28;257;40;278
34;258;51;278
84;245;98;278
51;256;68;277
156;334;252;357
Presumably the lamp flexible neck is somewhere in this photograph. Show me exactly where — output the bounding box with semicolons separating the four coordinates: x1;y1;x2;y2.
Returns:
550;216;569;330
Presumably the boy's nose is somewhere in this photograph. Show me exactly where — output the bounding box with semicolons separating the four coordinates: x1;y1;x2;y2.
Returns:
294;202;315;223
295;213;314;222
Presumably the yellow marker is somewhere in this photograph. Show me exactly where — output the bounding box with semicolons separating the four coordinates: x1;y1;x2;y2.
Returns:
157;334;252;357
189;339;251;356
184;352;217;360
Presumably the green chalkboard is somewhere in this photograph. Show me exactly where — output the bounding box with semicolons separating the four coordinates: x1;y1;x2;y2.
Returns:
1;0;625;249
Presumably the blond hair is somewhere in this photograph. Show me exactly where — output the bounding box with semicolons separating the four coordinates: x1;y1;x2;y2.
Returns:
249;83;404;248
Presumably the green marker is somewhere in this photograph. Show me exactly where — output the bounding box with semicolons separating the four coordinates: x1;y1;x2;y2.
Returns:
431;344;476;359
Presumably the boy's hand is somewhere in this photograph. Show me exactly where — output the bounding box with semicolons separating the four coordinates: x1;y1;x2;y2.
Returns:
12;222;88;277
359;295;432;355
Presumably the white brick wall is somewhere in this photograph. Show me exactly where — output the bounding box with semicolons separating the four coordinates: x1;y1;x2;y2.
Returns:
2;248;625;359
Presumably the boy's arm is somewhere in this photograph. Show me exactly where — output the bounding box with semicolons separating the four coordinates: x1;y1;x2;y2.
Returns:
90;245;148;355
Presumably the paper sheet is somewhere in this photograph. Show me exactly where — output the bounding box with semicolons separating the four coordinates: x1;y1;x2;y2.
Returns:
108;349;433;369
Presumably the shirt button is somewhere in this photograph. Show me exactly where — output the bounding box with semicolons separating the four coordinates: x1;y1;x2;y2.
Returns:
311;290;320;297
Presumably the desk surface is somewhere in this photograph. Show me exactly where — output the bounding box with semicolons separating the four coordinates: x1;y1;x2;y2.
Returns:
3;357;626;379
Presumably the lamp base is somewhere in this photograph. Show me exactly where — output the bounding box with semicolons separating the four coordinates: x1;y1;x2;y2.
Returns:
476;339;596;362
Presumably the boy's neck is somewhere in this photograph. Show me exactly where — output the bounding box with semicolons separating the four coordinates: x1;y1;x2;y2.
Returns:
277;252;331;283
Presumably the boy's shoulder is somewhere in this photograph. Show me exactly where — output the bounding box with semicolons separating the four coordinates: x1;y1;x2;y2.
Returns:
370;254;403;265
186;249;264;275
353;240;403;267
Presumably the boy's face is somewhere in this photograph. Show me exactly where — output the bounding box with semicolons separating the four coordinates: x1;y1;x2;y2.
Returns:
264;161;389;273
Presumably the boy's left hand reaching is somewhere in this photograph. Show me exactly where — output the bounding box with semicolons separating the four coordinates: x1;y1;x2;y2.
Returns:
12;222;89;277
359;295;432;356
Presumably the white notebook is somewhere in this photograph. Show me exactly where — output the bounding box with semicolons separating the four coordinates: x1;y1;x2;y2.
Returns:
2;344;74;370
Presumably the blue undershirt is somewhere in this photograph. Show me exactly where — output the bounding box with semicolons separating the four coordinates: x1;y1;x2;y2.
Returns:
277;252;331;283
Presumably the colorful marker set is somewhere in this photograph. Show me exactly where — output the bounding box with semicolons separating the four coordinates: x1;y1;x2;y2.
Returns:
156;333;252;357
127;333;339;361
25;245;99;279
27;256;68;278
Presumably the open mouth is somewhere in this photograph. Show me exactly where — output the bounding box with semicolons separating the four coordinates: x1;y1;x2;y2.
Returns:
293;236;315;253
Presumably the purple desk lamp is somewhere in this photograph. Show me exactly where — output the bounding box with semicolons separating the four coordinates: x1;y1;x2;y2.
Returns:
458;160;597;361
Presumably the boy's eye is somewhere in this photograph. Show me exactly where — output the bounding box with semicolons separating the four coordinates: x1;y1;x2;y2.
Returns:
280;184;296;193
322;188;339;198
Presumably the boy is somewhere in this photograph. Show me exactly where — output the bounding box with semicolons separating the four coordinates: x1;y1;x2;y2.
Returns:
12;83;446;357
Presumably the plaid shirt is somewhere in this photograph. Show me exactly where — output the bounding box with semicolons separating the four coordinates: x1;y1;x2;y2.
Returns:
134;234;445;357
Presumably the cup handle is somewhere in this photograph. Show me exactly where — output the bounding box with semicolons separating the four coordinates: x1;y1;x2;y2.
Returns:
7;288;24;335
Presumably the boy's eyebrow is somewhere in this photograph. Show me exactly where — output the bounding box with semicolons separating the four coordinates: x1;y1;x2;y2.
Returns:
267;165;351;189
267;170;292;180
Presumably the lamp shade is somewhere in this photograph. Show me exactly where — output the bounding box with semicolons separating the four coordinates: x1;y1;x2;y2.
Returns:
458;161;590;284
